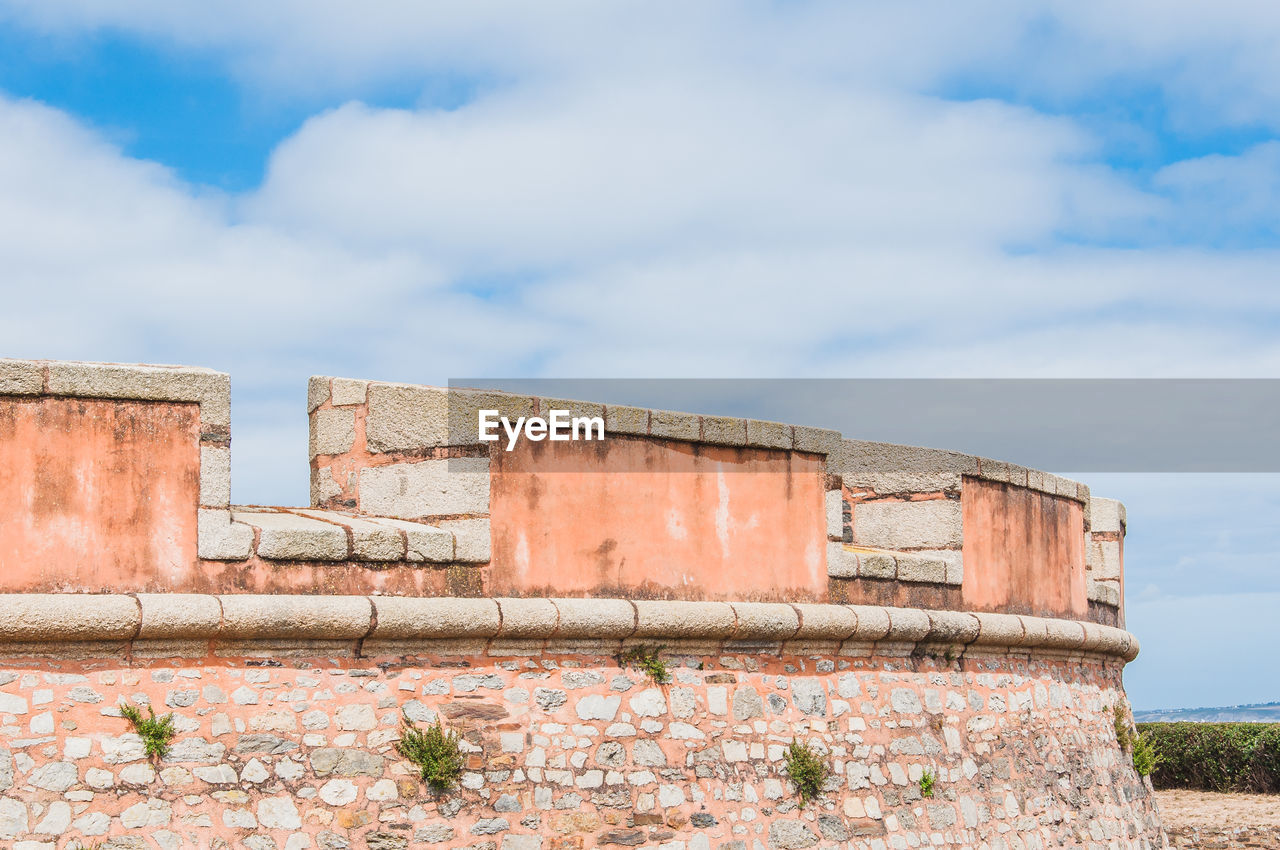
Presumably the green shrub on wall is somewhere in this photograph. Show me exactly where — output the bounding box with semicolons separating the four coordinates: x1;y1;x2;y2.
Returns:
619;645;671;684
1137;722;1280;793
397;716;465;792
783;740;829;807
118;701;176;761
919;768;937;798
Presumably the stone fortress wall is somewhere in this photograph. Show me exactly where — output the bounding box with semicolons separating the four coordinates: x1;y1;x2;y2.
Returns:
0;358;1161;850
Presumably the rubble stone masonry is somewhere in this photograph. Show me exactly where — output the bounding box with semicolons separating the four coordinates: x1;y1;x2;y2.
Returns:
0;599;1161;850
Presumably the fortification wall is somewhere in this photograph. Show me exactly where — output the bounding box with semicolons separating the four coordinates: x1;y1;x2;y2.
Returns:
0;358;1160;849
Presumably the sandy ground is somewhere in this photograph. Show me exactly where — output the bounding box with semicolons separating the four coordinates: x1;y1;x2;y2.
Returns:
1156;790;1280;848
1156;790;1280;828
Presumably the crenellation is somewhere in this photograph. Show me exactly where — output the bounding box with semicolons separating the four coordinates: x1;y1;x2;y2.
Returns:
0;358;1159;847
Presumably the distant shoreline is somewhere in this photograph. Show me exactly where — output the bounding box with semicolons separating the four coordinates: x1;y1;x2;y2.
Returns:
1134;701;1280;723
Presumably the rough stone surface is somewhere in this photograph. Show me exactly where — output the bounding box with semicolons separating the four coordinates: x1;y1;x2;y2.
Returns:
197;509;255;561
0;359;43;395
854;498;963;550
309;409;358;457
199;446;232;508
230;509;349;560
0;643;1161;850
358;459;490;520
364;384;451;452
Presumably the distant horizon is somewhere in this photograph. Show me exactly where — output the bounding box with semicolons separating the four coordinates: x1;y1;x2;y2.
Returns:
1137;699;1280;714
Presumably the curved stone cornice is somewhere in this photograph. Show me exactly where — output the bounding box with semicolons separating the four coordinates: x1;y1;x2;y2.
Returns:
0;595;1138;661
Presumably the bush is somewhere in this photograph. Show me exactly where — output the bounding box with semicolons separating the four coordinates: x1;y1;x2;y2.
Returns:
783;741;829;807
1136;722;1280;793
919;768;937;798
620;645;671;684
1131;731;1161;777
1113;703;1132;752
118;701;176;760
396;717;465;792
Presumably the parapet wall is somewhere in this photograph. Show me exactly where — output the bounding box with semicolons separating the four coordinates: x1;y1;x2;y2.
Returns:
0;359;1125;616
303;372;1124;623
0;358;1158;850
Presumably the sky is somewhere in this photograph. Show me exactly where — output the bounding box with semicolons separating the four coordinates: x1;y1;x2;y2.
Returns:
0;1;1278;710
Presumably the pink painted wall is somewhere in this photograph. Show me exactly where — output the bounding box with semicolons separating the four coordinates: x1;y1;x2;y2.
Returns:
0;397;200;591
961;477;1088;619
488;436;828;601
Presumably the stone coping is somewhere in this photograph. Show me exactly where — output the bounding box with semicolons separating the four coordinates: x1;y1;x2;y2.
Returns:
827;544;963;586
0;359;1112;518
1;357;233;510
311;373;1104;507
309;374;843;460
0;595;1139;661
0;357;230;430
839;439;1097;507
202;507;489;563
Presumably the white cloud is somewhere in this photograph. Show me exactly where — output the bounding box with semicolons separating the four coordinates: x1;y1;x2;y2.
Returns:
10;1;1280;133
0;4;1279;510
247;86;1138;270
0;6;1279;710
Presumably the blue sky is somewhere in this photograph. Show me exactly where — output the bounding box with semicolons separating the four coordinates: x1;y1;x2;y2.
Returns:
0;2;1278;709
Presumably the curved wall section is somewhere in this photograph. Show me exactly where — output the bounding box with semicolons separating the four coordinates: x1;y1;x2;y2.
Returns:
960;477;1088;620
0;359;1162;847
0;359;1127;628
0;596;1161;850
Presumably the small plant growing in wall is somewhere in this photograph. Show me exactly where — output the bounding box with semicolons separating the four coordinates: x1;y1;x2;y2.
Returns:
783;740;829;808
620;644;671;684
118;701;176;761
1113;702;1133;752
397;716;465;792
919;768;937;798
1131;730;1161;777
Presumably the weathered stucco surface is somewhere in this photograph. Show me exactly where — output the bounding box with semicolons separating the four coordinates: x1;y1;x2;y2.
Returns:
0;397;200;591
960;478;1088;620
489;437;828;601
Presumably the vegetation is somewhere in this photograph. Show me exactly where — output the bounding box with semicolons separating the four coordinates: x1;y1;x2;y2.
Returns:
1136;722;1280;792
1113;702;1132;752
919;768;937;798
783;740;829;807
1131;730;1161;777
118;701;176;761
396;716;465;792
620;644;671;684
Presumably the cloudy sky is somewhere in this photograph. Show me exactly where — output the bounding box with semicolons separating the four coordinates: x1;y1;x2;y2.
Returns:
1;2;1277;709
